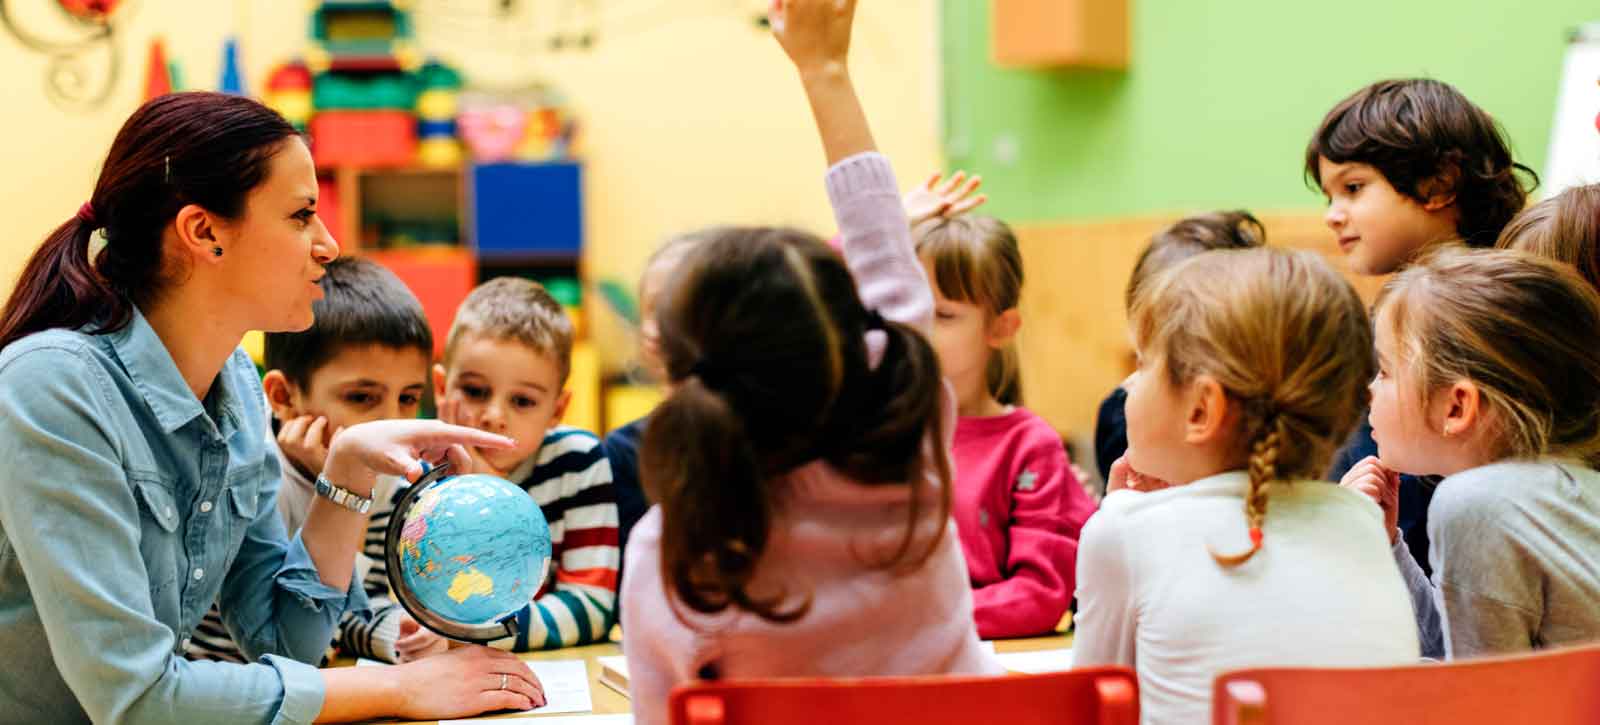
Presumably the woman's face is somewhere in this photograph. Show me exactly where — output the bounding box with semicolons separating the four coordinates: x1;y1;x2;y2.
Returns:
220;138;340;333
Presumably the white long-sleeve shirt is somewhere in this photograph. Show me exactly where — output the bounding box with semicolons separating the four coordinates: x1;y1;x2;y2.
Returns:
1074;471;1420;725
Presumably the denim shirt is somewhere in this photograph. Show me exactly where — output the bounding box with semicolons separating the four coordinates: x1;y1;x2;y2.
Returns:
0;308;365;724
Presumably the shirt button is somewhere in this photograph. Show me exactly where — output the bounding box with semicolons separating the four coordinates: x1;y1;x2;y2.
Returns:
199;501;213;513
193;568;205;581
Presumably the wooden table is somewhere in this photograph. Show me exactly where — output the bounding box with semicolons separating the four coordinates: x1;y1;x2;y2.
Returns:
362;633;1074;724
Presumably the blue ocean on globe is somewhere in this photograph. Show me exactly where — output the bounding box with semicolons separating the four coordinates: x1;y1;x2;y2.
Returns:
395;473;552;626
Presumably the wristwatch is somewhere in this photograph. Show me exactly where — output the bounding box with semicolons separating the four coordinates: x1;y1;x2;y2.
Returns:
314;474;374;514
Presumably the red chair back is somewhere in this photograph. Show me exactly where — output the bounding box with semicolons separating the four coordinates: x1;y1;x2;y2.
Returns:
1214;642;1600;725
669;667;1138;725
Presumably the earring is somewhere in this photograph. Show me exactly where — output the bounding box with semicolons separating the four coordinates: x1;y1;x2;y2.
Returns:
212;246;223;257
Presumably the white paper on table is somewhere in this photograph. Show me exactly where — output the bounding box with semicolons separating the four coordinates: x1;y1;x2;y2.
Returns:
978;640;998;655
523;659;594;715
355;658;386;667
442;715;631;725
994;648;1074;674
437;660;596;722
442;716;633;725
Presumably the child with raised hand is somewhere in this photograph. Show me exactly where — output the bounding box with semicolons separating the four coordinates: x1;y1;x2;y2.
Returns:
620;1;1000;721
1340;248;1600;659
1093;211;1265;486
914;214;1095;638
1309;78;1538;575
1074;248;1418;724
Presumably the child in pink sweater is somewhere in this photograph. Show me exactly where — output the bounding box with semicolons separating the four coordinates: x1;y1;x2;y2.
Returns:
915;215;1096;638
619;2;1001;723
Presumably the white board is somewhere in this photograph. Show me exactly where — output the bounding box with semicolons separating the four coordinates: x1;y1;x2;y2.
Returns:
1545;23;1600;197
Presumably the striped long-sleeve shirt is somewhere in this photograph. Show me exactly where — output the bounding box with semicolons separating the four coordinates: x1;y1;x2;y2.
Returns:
492;426;620;651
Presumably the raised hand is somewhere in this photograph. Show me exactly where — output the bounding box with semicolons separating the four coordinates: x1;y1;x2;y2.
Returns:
904;171;988;226
1339;455;1401;544
770;0;857;75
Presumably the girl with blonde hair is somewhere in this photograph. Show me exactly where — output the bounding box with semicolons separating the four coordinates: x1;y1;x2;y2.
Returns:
1075;247;1418;724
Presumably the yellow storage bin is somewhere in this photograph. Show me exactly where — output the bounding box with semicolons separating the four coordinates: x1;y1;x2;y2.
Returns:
563;341;601;434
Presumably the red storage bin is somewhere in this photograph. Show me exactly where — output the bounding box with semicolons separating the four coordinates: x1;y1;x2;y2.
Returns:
311;110;417;168
363;247;476;360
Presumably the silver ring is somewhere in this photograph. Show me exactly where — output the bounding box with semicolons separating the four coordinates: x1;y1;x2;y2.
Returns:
499;673;508;691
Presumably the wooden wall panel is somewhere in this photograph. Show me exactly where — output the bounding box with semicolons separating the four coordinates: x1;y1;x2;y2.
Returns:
1014;212;1387;443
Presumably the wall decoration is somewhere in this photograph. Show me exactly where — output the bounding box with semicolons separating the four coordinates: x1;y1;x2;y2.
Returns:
0;0;136;110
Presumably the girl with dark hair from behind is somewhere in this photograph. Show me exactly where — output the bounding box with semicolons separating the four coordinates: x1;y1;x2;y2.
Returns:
619;2;1001;723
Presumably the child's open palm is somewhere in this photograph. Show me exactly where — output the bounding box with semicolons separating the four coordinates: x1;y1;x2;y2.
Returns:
904;171;987;226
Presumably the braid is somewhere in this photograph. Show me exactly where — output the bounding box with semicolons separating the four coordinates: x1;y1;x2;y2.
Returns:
1211;416;1282;566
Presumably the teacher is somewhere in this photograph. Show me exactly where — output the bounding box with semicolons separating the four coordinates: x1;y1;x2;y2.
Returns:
0;92;543;723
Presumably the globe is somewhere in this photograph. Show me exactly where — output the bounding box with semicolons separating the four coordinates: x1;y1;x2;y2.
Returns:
385;469;552;642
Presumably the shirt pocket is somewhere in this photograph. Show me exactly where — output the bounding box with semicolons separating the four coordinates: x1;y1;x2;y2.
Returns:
129;473;182;607
220;462;265;571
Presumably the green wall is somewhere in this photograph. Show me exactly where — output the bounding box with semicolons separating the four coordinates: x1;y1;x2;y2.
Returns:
943;1;1598;223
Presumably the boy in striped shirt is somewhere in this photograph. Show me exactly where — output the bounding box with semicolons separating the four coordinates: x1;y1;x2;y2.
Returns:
432;277;620;652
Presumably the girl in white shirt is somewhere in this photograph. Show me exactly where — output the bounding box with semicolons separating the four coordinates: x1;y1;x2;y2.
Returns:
1074;247;1419;725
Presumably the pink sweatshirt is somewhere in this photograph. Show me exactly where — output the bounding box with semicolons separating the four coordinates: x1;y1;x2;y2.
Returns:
952;408;1096;638
620;153;1002;725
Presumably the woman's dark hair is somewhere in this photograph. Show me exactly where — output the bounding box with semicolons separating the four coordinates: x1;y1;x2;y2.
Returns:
0;92;301;351
1304;78;1536;248
640;228;951;623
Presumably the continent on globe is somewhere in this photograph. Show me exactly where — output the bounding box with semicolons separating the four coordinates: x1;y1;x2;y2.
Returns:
447;567;496;604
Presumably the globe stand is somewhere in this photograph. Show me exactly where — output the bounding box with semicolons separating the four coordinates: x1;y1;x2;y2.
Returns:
385;462;524;644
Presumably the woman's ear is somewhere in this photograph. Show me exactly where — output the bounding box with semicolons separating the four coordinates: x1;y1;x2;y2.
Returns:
261;370;299;421
172;203;225;264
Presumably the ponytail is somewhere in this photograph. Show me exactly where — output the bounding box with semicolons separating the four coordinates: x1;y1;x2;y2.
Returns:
828;318;952;571
642;374;808;623
0;215;134;351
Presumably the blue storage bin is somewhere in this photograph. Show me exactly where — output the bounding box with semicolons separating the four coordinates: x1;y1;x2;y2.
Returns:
469;162;583;258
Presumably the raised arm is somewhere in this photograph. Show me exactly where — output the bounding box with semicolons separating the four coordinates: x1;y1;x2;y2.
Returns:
774;0;933;335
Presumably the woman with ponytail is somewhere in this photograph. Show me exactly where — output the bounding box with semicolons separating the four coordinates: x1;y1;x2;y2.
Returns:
1342;247;1600;659
0;92;549;723
1073;247;1418;724
619;2;1000;723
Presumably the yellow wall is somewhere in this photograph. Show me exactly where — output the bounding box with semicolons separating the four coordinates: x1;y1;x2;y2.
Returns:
0;1;944;319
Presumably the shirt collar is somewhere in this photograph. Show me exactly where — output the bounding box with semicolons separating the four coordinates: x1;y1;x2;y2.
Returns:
105;306;244;438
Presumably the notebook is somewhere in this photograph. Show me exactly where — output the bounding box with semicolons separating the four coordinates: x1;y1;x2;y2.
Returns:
597;655;630;697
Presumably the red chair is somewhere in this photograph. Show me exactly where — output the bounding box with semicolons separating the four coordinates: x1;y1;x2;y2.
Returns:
669;668;1138;725
1213;642;1600;725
